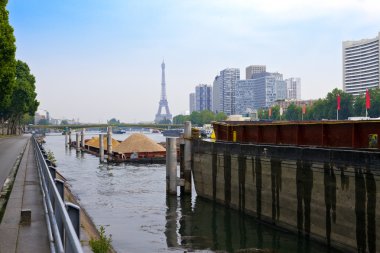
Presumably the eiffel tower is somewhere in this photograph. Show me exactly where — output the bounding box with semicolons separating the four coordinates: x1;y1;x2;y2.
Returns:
155;61;172;123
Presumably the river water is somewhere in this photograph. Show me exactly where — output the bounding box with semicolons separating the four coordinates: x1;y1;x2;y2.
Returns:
44;133;341;253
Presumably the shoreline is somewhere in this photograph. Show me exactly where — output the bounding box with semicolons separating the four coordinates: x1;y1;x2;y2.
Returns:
57;171;116;253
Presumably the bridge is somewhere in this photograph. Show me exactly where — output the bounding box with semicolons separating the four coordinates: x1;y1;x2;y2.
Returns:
29;123;184;130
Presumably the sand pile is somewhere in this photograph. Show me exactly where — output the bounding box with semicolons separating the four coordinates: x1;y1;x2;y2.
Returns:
85;136;120;150
113;133;165;154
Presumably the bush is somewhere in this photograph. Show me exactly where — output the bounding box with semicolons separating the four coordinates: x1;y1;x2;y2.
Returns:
89;225;112;253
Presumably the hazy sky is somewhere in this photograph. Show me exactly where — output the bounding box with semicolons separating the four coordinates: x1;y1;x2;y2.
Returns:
7;0;380;123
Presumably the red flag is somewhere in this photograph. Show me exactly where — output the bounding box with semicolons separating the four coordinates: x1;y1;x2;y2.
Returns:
366;88;371;109
337;94;341;111
302;104;306;114
268;108;272;117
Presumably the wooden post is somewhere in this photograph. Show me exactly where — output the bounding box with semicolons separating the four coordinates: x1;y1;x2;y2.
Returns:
184;121;192;194
75;132;80;152
99;134;104;163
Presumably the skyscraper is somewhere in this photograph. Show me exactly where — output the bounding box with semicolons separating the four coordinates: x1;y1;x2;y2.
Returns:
343;32;380;96
286;78;301;100
212;68;240;115
235;79;255;115
195;84;212;112
189;93;195;113
212;76;220;113
246;65;266;79
252;72;285;109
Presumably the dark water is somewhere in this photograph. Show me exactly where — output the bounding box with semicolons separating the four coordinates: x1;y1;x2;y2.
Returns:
44;133;342;253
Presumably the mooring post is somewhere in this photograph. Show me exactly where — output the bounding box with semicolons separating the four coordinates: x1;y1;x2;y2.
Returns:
65;132;68;147
184;121;192;194
68;129;72;146
166;138;170;193
81;128;85;148
167;138;177;195
99;134;104;163
75;132;80;152
107;126;112;160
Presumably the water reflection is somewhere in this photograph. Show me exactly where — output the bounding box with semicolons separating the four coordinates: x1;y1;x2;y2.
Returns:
165;195;340;253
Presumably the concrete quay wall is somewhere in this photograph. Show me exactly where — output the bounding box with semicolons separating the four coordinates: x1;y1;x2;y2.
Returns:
192;140;380;253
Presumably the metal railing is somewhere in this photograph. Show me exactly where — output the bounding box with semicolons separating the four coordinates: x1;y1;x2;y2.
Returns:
32;136;83;253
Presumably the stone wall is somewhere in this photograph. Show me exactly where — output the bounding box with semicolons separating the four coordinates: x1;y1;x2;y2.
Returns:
192;140;380;253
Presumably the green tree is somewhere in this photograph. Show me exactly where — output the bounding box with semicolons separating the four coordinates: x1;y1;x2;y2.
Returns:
60;120;69;125
353;93;366;117
173;114;189;124
364;88;380;118
0;0;17;128
285;103;301;120
258;108;268;120
7;61;39;133
200;110;215;125
215;112;227;121
324;88;353;120
190;111;202;125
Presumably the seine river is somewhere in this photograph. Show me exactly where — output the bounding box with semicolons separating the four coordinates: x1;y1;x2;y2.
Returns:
44;132;341;253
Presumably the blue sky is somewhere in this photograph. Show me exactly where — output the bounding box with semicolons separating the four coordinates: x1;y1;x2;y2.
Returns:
7;0;380;123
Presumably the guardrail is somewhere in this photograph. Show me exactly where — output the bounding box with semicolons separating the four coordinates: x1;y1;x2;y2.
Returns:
32;136;83;253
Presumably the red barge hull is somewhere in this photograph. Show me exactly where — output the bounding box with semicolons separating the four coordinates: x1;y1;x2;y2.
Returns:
213;120;380;149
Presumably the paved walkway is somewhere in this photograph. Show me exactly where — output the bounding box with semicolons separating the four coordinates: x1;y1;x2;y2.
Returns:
0;135;29;188
0;137;50;253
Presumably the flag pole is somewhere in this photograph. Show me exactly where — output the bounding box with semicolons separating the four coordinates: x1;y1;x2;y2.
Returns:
337;110;338;120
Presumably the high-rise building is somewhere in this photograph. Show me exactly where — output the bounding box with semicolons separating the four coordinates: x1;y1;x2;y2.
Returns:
212;68;240;115
252;72;285;109
235;79;255;114
195;84;212;112
212;76;220;113
286;78;301;100
343;32;380;96
189;93;195;113
246;65;266;79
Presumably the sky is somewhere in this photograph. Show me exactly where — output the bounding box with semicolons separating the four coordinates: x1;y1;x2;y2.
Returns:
7;0;380;123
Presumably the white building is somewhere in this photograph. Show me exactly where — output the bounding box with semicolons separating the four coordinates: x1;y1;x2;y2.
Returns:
286;78;301;100
343;32;380;96
189;93;195;113
252;72;285;109
212;68;240;115
235;79;255;115
212;76;220;113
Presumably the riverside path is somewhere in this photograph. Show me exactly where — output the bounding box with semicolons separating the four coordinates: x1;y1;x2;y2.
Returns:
0;135;29;187
0;135;50;253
